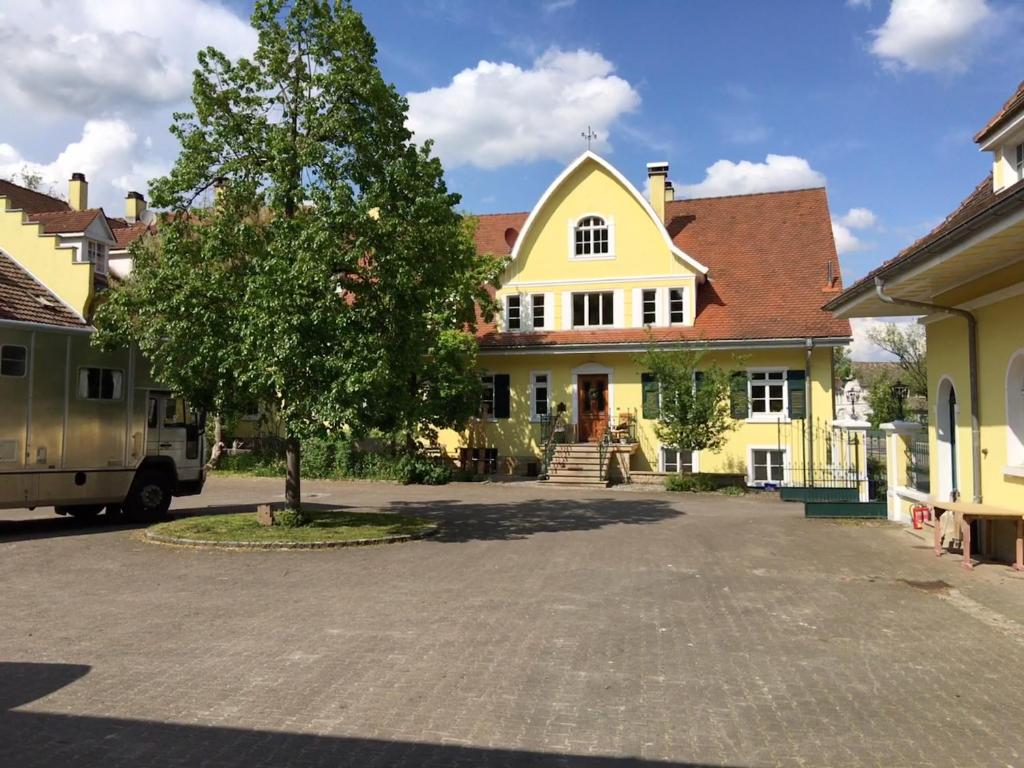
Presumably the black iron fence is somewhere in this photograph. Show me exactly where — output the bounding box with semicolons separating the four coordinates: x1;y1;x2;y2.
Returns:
907;434;930;494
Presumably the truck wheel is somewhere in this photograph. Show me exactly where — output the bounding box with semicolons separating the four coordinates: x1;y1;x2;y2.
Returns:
55;504;104;520
124;469;173;522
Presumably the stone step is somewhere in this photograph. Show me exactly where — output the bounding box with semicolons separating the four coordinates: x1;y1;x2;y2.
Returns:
543;475;610;486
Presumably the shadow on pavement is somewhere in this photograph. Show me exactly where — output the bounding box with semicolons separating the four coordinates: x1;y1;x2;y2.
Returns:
0;661;737;768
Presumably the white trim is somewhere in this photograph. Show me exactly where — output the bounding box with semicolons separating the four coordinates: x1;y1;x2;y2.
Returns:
978;110;1024;151
528;370;553;423
656;286;667;326
568;212;616;260
478;336;854;356
659;445;700;474
506;273;699;288
1002;465;1024;478
568;289;616;328
747;445;790;487
543;292;554;331
561;292;573;330
1005;348;1024;468
509;151;708;278
956;279;1024;311
747;367;789;420
612;289;625;329
935;375;959;499
667;285;690;326
570;362;614;427
631;287;642;328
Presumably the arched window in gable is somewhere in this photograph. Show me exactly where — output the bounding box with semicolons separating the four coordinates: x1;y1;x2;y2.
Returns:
573;215;611;258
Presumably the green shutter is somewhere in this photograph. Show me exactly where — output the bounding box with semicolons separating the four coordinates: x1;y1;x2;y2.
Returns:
787;370;806;419
641;373;660;419
493;374;511;419
729;372;748;420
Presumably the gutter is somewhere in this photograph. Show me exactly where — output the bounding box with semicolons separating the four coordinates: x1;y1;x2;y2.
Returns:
874;278;981;503
805;338;814;486
0;318;93;334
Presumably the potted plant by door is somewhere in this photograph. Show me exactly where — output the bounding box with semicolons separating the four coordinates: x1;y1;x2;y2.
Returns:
553;402;567;443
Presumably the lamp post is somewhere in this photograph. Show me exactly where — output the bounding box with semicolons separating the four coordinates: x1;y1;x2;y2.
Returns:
891;380;909;421
846;389;858;420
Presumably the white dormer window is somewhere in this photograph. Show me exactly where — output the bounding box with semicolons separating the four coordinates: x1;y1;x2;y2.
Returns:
84;240;108;274
572;215;612;258
669;288;686;324
1016;143;1024;182
505;294;522;331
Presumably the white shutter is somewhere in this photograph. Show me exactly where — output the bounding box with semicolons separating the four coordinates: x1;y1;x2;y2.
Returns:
562;292;573;329
543;292;554;331
498;294;507;332
631;288;642;328
521;292;532;331
656;287;667;327
613;289;625;329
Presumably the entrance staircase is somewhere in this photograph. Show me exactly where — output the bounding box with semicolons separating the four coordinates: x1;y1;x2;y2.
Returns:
543;442;613;486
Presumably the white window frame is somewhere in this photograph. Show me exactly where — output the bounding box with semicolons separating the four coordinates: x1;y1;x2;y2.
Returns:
479;374;496;420
1005;349;1024;476
660;446;698;474
748;446;788;487
568;214;615;260
668;287;686;325
747;368;788;421
0;345;27;378
1017;143;1024;182
571;291;615;328
529;370;552;422
641;288;657;326
504;294;522;332
88;240;108;275
77;367;124;401
531;294;546;330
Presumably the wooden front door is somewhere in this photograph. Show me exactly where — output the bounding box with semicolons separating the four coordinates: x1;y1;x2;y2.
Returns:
577;374;609;442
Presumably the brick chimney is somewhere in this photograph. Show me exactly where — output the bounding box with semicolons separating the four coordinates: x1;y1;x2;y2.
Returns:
68;172;88;211
646;162;668;222
125;191;146;223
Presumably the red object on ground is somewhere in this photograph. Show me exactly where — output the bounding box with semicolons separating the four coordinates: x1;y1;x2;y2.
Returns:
912;505;929;530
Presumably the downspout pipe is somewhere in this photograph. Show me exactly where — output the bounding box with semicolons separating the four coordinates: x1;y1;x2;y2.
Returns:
874;277;981;503
805;338;813;486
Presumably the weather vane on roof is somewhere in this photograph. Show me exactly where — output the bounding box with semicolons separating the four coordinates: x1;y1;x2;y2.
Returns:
581;125;597;150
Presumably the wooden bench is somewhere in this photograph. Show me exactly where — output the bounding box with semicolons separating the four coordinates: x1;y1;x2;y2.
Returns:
931;499;1024;571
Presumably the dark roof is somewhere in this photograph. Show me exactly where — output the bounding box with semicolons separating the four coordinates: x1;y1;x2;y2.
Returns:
473;187;851;349
0;179;70;215
825;173;1024;310
25;209;104;235
974;81;1024;144
0;253;87;328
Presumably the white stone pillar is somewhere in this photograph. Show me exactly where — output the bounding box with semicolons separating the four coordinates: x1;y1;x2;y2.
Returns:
832;418;871;502
880;420;923;523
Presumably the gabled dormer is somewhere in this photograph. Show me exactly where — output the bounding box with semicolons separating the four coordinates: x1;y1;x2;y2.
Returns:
975;80;1024;193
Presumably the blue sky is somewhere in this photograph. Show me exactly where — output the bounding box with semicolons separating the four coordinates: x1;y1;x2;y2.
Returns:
0;0;1021;357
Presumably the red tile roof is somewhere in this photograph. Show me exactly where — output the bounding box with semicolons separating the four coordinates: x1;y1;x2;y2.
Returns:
0;179;70;215
974;81;1024;144
107;217;152;250
0;253;87;328
25;209;103;235
472;187;851;349
825;173;1024;311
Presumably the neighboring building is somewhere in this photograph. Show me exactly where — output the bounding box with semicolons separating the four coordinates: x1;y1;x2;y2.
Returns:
438;152;853;484
0;175;153;318
826;82;1024;559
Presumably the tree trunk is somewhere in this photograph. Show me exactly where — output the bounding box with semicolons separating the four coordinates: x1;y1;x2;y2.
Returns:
285;435;301;511
206;414;225;470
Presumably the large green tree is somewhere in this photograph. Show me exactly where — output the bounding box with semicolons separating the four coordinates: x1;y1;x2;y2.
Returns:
96;0;500;511
866;322;927;397
635;345;737;456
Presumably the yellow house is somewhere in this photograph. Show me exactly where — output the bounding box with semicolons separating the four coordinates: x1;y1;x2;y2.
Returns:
826;82;1024;562
0;174;153;318
439;152;853;485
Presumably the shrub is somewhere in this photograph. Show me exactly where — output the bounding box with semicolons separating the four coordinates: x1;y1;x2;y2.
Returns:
396;455;451;485
301;438;336;478
218;452;285;476
718;485;746;496
274;509;307;528
665;473;715;493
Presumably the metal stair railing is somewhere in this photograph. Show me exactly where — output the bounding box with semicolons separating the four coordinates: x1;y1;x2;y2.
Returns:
539;411;567;479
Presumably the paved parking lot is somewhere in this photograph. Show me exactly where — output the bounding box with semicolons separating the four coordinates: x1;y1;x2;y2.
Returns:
2;476;1024;767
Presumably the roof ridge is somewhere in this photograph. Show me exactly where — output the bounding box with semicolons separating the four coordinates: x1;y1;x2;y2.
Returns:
470;211;530;218
0;178;67;205
671;186;826;203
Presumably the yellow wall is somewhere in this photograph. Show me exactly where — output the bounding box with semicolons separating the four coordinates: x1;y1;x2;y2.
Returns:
437;347;836;479
0;199;94;316
925;292;1024;516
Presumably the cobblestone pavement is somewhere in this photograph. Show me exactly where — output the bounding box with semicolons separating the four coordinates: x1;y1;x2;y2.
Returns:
2;476;1024;767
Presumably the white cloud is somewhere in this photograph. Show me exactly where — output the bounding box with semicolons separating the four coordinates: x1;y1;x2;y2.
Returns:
849;317;919;362
847;0;872;8
542;0;576;11
869;0;992;73
831;206;879;254
677;154;825;199
406;49;641;169
0;120;169;209
0;0;256;118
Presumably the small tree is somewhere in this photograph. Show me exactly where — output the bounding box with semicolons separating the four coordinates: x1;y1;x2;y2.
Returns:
635;345;737;458
833;345;854;384
865;371;902;428
867;323;927;397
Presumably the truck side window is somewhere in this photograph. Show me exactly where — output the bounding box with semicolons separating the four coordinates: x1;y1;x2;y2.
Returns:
163;398;186;428
148;398;159;428
78;368;123;400
0;345;27;377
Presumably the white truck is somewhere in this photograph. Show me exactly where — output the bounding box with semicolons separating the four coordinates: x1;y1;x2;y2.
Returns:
0;321;206;521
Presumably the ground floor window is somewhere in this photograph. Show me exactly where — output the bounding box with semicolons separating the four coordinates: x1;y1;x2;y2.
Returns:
751;448;785;484
661;447;695;474
531;372;549;420
480;374;495;417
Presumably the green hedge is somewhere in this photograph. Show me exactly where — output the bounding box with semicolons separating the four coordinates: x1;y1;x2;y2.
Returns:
216;438;451;485
665;472;746;494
